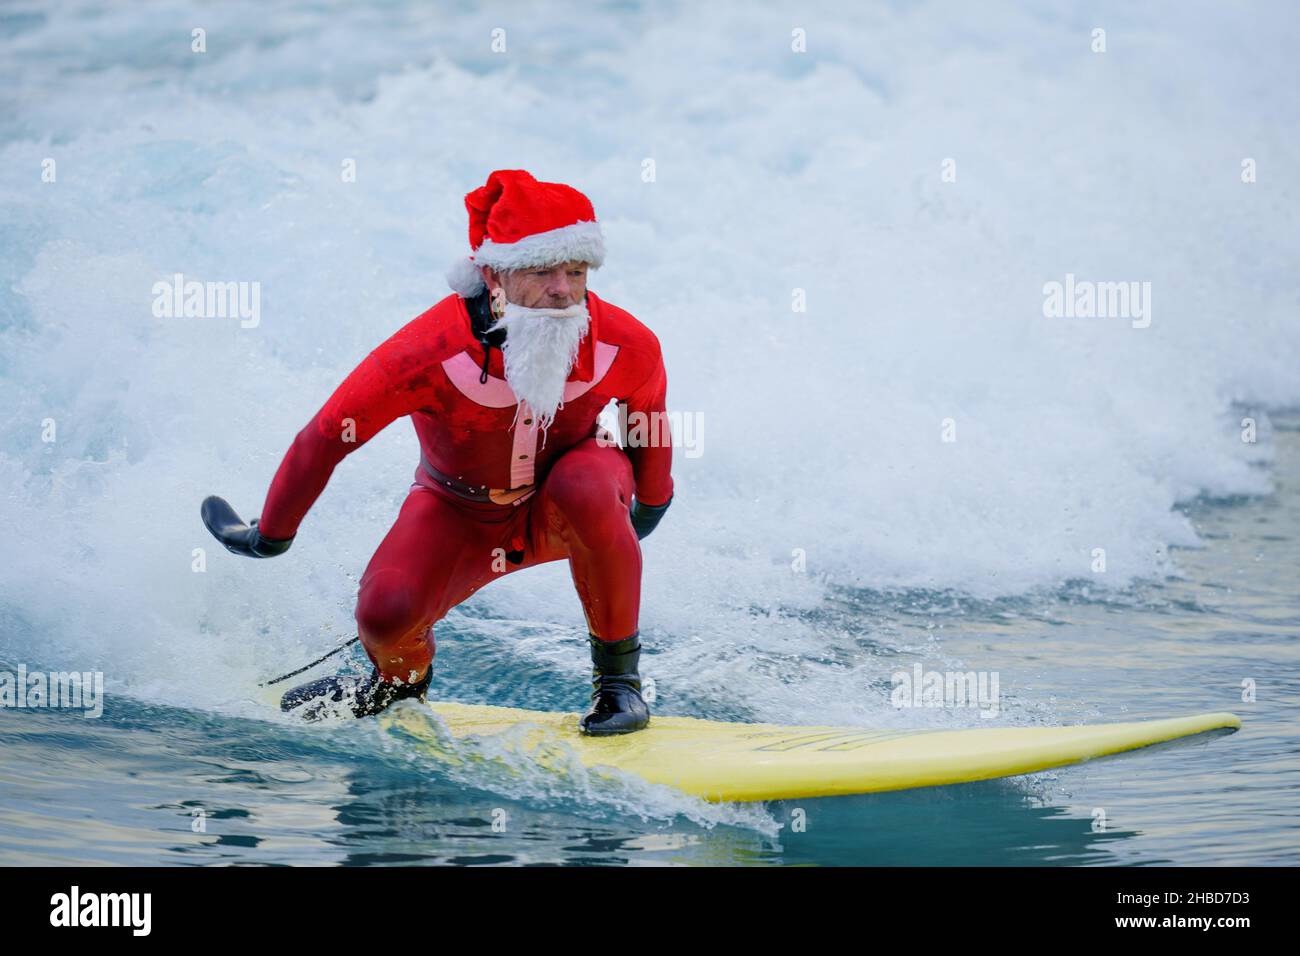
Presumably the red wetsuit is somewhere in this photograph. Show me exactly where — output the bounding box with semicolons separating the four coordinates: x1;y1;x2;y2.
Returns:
257;290;673;682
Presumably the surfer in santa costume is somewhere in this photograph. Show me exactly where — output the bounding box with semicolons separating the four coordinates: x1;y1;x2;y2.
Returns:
201;169;673;734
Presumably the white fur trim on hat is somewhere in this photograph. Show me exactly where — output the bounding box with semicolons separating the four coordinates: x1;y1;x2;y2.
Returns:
474;220;604;274
446;220;605;297
446;256;486;297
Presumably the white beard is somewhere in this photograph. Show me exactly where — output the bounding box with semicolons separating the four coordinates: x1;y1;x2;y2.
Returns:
487;297;591;433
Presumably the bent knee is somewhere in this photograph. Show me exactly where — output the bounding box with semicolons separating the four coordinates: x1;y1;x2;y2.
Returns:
546;464;635;551
355;571;428;647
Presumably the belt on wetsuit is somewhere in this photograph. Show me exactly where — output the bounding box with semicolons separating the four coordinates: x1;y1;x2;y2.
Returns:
419;454;493;502
419;455;536;504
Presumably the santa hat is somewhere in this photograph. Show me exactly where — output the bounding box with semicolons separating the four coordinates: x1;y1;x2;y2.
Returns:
446;169;606;297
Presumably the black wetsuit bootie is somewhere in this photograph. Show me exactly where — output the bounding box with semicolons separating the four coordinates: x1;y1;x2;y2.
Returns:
281;665;432;721
579;634;650;735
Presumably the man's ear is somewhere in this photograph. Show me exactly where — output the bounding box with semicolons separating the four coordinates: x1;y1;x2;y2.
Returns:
485;271;507;314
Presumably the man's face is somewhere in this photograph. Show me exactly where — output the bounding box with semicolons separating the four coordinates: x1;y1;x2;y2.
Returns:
479;259;592;429
484;261;588;310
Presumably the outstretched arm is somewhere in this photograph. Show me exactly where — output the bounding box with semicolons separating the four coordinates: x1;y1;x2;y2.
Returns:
255;352;407;541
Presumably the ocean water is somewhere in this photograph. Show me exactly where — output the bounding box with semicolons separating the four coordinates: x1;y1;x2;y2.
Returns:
1;0;1297;866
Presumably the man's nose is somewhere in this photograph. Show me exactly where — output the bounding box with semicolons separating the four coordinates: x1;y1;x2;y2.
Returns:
546;273;572;300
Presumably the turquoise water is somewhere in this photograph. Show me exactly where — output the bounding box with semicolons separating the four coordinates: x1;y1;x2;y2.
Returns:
2;1;1298;865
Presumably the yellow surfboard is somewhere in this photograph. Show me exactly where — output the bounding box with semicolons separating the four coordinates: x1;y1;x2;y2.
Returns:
382;702;1241;803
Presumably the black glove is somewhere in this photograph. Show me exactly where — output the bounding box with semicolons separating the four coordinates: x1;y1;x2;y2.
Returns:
201;495;294;558
629;494;672;541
